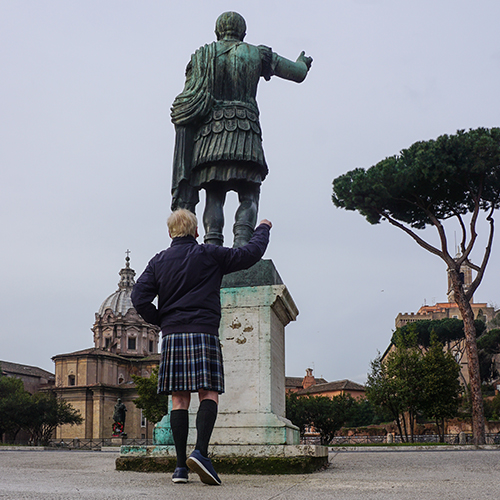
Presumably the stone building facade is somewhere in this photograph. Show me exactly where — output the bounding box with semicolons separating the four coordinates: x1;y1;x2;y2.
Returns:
389;257;497;386
286;368;365;400
52;256;161;440
0;360;54;394
395;257;495;329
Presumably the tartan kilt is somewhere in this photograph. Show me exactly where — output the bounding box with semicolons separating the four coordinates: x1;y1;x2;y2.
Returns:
158;333;224;395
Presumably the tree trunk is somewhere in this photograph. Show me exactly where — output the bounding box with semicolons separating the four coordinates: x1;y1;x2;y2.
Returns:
436;417;445;443
450;270;486;445
410;411;416;443
401;413;409;443
394;415;405;443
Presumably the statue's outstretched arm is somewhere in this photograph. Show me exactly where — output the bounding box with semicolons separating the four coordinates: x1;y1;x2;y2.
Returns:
273;51;313;83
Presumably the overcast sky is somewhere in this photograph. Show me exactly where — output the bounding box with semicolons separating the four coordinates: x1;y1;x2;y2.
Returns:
2;1;500;383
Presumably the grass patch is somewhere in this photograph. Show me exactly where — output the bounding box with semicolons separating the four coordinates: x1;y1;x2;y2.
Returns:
116;456;328;474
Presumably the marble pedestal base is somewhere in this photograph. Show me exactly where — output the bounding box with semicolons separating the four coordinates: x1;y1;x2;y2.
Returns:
117;444;329;474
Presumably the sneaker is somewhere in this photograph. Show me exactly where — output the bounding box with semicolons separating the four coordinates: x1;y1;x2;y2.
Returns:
186;449;221;485
171;467;188;483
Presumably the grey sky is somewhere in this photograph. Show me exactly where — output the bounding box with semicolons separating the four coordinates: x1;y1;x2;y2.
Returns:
2;1;500;383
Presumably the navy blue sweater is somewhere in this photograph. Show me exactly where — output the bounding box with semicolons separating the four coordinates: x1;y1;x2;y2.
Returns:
131;224;270;336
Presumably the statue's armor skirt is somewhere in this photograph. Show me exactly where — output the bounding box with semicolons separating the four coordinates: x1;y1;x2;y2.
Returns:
191;103;268;187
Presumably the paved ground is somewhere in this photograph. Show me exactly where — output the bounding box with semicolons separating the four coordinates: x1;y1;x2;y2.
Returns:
0;448;499;499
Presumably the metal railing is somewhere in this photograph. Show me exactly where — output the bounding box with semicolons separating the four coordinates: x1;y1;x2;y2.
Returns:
49;433;500;450
48;438;154;450
303;433;500;446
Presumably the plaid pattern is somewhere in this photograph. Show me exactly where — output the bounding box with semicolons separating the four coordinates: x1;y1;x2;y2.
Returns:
158;333;224;395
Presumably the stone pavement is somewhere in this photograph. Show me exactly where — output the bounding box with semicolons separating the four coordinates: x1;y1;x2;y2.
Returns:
0;448;499;499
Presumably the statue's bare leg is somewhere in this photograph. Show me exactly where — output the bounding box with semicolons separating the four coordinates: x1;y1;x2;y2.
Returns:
203;183;226;245
233;182;260;248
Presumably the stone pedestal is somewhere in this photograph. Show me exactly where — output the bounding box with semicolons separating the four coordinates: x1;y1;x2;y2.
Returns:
212;275;300;445
120;260;328;472
153;411;174;445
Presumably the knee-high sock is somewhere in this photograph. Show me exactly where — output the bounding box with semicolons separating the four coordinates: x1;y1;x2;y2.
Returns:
195;400;218;458
170;409;189;468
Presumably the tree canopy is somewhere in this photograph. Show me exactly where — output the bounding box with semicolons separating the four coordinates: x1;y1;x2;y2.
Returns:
392;318;487;349
23;392;83;446
420;335;461;442
366;332;425;442
285;392;355;445
366;332;461;442
131;366;169;424
476;328;500;383
332;128;500;298
333;128;500;445
0;375;32;440
0;377;82;445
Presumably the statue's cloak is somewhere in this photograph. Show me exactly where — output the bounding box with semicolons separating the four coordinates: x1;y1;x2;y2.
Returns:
170;43;216;210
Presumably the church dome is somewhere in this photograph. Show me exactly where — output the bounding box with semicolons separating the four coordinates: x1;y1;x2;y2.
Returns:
98;254;136;317
93;252;159;357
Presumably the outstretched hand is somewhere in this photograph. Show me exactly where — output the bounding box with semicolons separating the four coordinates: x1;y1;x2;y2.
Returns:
297;51;313;70
259;219;272;228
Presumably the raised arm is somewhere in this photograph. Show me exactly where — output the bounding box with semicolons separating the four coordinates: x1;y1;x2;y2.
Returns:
273;51;313;83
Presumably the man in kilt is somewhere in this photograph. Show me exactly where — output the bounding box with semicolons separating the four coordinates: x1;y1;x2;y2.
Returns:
131;209;271;485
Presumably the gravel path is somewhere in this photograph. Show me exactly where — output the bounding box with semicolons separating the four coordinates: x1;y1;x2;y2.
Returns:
0;448;499;499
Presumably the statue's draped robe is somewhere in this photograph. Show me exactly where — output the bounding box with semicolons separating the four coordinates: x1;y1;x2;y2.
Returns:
171;41;276;210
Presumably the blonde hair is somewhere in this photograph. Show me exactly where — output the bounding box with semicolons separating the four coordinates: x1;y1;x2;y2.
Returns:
167;209;198;238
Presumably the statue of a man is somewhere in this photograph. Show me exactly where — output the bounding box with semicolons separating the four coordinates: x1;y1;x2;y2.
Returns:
171;11;312;247
113;398;127;425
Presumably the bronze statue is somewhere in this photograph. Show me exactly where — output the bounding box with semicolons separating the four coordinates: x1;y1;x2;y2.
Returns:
113;398;127;425
171;11;312;247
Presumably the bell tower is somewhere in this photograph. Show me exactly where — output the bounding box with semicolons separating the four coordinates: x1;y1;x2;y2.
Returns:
447;253;473;303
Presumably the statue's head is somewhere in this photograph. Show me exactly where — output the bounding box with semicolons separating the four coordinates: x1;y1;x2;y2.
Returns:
215;12;246;41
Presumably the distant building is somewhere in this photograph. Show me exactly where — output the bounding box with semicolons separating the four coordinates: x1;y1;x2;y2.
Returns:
52;256;161;440
295;379;366;400
0;360;54;394
286;368;365;400
286;368;327;393
395;257;495;329
0;360;55;443
395;301;494;330
390;256;497;386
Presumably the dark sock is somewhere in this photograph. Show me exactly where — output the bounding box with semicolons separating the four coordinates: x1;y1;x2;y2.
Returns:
170;409;189;468
195;399;218;458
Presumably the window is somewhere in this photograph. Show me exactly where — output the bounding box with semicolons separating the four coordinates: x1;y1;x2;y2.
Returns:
128;337;136;350
141;410;147;428
149;340;153;352
118;375;124;384
68;375;75;386
105;337;111;349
